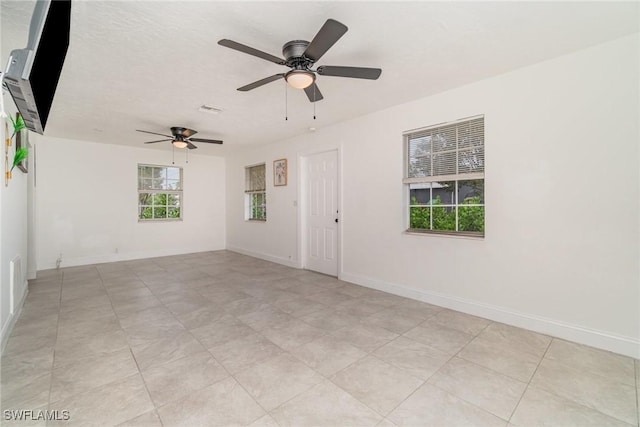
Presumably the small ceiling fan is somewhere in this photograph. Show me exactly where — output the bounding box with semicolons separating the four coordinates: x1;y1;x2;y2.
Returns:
136;127;223;149
218;19;382;102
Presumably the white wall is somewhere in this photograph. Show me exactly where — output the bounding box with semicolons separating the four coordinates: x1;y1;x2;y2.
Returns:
35;136;226;269
0;102;30;352
226;149;301;267
227;34;640;357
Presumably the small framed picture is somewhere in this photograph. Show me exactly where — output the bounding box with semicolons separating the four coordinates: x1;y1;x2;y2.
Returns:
274;158;287;187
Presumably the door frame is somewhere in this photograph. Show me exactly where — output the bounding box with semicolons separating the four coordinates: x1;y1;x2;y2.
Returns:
297;147;343;278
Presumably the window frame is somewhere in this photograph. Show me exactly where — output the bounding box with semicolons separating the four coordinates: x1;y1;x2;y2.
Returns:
245;163;266;221
403;115;485;237
137;164;183;222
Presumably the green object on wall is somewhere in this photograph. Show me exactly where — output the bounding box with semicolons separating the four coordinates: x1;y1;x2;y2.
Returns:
9;114;26;139
11;147;28;171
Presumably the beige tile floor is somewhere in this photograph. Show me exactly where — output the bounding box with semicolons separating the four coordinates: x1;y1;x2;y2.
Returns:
1;250;637;427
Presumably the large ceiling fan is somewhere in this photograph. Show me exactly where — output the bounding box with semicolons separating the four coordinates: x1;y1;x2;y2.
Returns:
218;19;382;102
136;127;223;149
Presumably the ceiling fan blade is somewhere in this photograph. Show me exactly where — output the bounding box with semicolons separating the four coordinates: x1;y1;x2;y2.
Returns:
238;74;284;91
304;19;348;62
218;39;285;65
188;138;223;144
136;129;173;138
186;142;198;150
144;139;173;144
304;82;324;103
316;66;382;80
182;128;198;138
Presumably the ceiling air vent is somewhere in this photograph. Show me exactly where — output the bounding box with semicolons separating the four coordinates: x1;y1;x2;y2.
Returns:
198;105;223;115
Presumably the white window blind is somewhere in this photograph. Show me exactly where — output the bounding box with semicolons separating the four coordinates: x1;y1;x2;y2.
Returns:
404;116;484;184
245;164;266;193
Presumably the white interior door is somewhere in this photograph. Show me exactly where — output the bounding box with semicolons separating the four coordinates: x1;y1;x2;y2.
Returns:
305;150;338;276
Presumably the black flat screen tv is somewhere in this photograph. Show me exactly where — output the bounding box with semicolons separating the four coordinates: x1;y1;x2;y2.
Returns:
4;0;71;134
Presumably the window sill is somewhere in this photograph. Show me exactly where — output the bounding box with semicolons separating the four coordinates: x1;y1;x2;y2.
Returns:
138;218;183;223
404;229;484;240
246;219;267;222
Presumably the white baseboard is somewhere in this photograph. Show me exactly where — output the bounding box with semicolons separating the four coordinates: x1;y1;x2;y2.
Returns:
340;271;640;359
1;282;28;355
227;246;300;269
39;245;226;270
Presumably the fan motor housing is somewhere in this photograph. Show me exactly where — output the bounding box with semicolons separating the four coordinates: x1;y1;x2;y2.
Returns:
171;127;187;136
283;40;310;63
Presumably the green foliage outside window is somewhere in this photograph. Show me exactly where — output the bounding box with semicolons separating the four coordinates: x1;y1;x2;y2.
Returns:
410;195;484;233
410;203;430;230
458;197;484;232
138;190;181;221
250;193;266;220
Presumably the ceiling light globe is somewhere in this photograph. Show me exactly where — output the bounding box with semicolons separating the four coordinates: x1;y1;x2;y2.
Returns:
173;140;188;149
286;70;315;89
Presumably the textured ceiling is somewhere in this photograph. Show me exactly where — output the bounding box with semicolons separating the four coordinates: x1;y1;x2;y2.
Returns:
1;1;638;155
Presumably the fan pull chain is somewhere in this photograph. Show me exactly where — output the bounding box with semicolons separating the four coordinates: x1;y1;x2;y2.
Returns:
186;147;189;164
313;84;316;120
172;144;175;165
285;82;288;121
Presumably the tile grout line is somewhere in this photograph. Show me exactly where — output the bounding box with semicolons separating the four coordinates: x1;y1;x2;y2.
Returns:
415;320;533;424
241;318;335;422
221;288;398;424
343;352;427;419
49;267;125;415
123;260;214;425
45;270;64;414
228;277;348;424
126;263;210;427
99;265;166;427
330;319;495;422
517;341;638;425
505;335;554;423
177;310;277;427
539;339;638;387
209;343;281;426
454;333;553;383
378;320;498;422
123;259;222;426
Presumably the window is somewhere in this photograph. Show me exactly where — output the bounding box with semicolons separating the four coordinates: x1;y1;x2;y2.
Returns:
404;116;485;236
138;164;182;221
245;163;266;221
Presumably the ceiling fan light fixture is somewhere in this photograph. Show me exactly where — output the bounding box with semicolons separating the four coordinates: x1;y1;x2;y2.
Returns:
173;140;188;149
285;70;315;89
